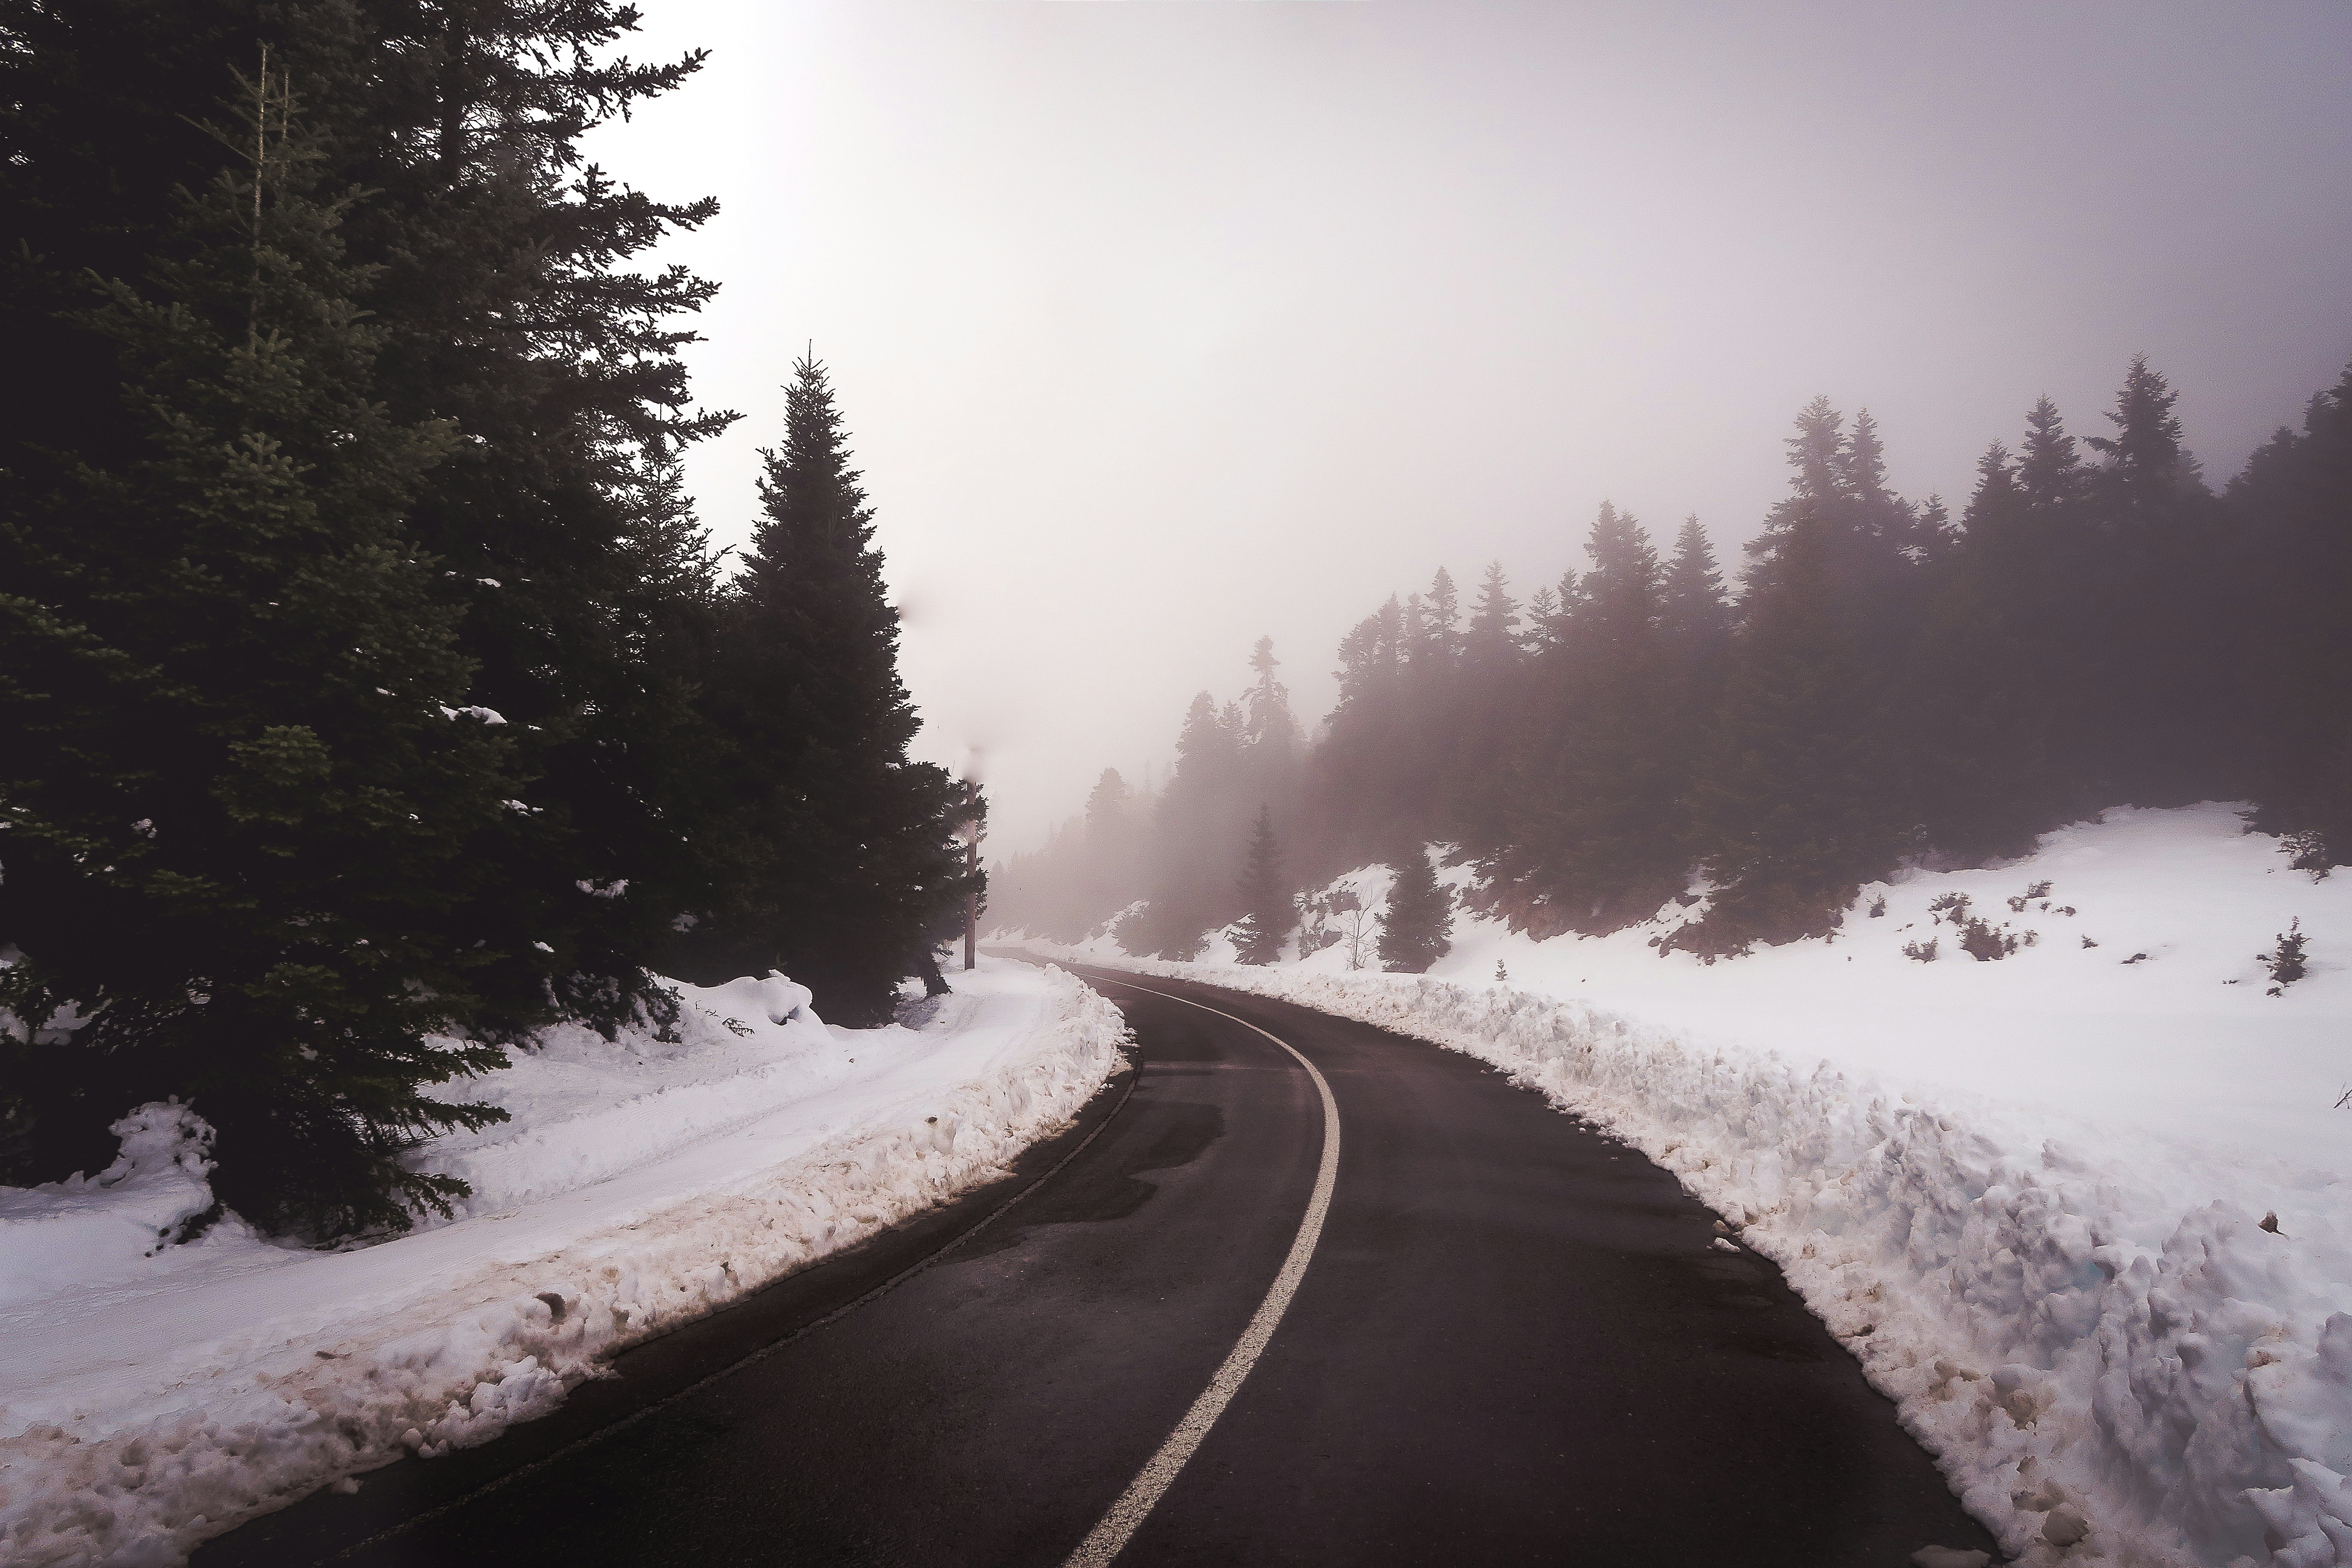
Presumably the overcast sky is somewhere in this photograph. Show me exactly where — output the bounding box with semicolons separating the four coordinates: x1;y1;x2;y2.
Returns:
587;1;2352;856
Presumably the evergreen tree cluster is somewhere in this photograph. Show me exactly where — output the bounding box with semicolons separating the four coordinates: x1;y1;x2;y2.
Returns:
0;4;972;1234
998;358;2352;967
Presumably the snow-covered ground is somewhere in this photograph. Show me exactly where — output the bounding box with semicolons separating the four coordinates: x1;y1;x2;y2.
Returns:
0;958;1127;1568
1020;804;2352;1568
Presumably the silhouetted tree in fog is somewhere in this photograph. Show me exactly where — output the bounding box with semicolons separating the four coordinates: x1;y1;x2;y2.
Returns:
1379;850;1454;973
1021;353;2352;969
1673;405;1910;955
2076;356;2236;807
2232;364;2352;870
1480;505;1684;935
1232;806;1292;965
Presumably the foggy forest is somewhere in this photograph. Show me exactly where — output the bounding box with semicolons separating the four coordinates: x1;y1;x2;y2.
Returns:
997;364;2352;967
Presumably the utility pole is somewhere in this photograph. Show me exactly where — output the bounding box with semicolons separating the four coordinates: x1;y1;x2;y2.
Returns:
964;828;979;970
959;784;986;970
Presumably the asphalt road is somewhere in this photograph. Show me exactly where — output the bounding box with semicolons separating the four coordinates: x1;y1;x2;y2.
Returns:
199;962;1999;1567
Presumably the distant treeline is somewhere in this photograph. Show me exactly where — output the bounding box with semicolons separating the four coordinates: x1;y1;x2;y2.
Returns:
0;3;972;1234
998;357;2352;963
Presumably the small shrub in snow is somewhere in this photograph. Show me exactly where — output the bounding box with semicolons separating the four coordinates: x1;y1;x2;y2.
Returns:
1927;892;1969;924
2283;828;2333;879
1902;937;1939;962
2262;919;2310;993
2081;934;2098;948
1867;894;1887;918
1957;916;2019;962
1323;888;1378;972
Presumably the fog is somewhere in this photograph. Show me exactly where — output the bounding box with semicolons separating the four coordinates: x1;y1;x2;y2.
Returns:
588;0;2352;855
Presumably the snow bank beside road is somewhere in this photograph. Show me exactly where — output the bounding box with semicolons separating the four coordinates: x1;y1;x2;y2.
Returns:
0;959;1127;1568
1012;946;2352;1567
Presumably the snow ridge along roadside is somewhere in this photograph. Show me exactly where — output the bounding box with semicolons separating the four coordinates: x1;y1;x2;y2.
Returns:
1021;947;2352;1568
0;959;1128;1568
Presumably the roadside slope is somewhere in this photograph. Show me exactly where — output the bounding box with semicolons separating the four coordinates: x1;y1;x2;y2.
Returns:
1012;938;2352;1568
0;958;1127;1568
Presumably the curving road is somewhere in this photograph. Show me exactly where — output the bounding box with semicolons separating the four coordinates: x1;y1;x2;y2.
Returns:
199;962;1997;1567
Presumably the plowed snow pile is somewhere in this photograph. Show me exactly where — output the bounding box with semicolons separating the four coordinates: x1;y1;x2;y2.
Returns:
1025;805;2352;1568
0;957;1127;1568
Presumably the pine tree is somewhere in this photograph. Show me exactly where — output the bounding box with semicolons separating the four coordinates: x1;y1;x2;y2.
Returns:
2232;364;2352;868
1087;768;1133;832
1660;518;1730;650
1906;435;2082;859
1521;584;1562;653
4;0;753;1044
1232;806;1292;965
1305;595;1414;873
2076;355;2236;805
1466;561;1520;668
1243;638;1300;754
1379;848;1455;973
1677;447;1904;955
1130;692;1242;958
266;0;742;1049
2016;395;2084;510
1449;562;1527;860
1479;505;1682;936
1422;567;1463;669
2086;355;2188;478
1657;515;1733;861
0;64;522;1230
1079;768;1142;927
1390;570;1465;853
683;358;971;1023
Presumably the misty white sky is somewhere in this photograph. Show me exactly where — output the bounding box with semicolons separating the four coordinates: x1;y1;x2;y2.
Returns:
587;1;2352;856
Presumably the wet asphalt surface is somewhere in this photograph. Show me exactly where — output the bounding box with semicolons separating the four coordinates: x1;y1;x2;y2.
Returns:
197;962;1998;1567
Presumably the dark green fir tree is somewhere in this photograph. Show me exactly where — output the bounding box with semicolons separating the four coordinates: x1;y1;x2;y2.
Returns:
0;67;522;1231
684;357;974;1023
1232;806;1292;965
2232;363;2352;869
1674;511;1899;956
1379;848;1455;973
1487;504;1680;936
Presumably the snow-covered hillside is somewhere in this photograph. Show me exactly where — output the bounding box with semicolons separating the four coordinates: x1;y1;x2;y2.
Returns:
1023;805;2352;1568
1068;804;2351;1170
0;959;1127;1568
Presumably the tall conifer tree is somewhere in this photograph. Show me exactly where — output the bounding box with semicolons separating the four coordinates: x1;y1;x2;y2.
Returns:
1232;807;1292;965
684;358;971;1023
1677;407;1907;954
2075;356;2237;803
1379;849;1455;973
0;65;521;1228
2231;364;2352;868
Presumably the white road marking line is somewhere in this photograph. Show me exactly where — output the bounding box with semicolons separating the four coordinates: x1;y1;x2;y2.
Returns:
1062;977;1342;1568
